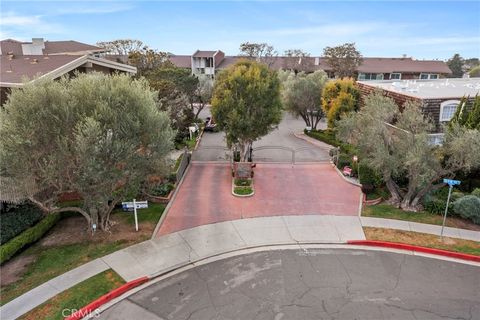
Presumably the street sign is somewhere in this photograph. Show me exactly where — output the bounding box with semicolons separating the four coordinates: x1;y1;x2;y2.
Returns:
443;179;461;186
440;179;461;239
122;201;148;210
121;199;148;232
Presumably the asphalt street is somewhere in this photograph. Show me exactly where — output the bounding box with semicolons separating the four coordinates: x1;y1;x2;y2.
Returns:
98;248;480;320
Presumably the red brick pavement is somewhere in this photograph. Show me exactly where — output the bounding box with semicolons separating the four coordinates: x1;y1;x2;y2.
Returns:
156;162;362;236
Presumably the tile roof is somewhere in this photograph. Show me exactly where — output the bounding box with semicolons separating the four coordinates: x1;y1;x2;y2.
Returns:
0;39;105;56
1;55;83;84
192;50;217;58
168;55;191;68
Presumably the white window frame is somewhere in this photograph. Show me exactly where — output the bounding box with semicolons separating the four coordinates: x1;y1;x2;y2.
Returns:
420;73;439;80
439;100;460;122
427;133;444;146
390;72;402;80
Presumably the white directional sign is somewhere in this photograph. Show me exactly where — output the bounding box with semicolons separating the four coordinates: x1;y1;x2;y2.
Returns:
121;199;148;231
122;201;148;210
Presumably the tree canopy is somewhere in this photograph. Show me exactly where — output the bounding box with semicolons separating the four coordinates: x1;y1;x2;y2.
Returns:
0;73;174;231
283;49;313;73
323;43;363;78
336;91;480;211
322;78;360;128
447;53;464;78
211;60;283;161
280;70;328;130
239;42;277;67
97;39;145;55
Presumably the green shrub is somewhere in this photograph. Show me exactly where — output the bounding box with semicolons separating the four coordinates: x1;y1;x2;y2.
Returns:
0;213;61;264
173;153;184;172
234;179;252;187
471;188;480;198
359;164;383;189
423;194;449;215
0;203;44;244
151;183;175;197
234;186;253;195
453;195;480;224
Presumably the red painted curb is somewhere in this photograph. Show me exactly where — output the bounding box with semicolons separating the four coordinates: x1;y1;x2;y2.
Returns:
65;276;149;320
348;240;480;263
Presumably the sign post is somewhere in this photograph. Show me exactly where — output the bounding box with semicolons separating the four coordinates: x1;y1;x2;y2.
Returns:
440;179;461;239
122;199;149;231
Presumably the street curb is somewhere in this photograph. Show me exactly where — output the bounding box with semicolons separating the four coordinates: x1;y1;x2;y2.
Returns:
331;162;363;187
64;276;149;320
151;162;192;240
347;240;480;262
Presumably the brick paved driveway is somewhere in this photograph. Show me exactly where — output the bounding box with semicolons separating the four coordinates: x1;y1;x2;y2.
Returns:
156;162;362;236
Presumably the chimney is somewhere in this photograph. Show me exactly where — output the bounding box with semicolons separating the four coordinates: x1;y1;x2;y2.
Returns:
32;38;45;49
314;57;320;66
402;54;407;59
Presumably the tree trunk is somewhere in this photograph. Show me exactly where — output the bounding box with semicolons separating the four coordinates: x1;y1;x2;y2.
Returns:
384;176;402;206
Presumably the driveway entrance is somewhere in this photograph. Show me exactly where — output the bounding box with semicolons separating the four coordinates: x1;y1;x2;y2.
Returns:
156;162;362;236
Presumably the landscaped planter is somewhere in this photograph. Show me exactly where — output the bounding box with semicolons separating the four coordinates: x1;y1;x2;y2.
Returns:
148;190;174;204
232;178;255;197
231;162;255;197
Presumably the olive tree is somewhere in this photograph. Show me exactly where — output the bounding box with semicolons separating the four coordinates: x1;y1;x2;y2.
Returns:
211;60;282;161
280;70;327;130
337;91;480;211
0;73;174;231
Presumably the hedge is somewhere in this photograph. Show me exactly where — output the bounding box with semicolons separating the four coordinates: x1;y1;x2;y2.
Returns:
0;213;61;264
0;203;44;244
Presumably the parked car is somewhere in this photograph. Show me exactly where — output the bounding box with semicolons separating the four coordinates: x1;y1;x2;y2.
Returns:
204;117;217;132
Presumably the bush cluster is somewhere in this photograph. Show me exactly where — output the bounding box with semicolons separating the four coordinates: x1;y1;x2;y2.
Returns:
234;186;253;196
0;213;60;264
453;195;480;224
151;183;175;197
0;203;44;244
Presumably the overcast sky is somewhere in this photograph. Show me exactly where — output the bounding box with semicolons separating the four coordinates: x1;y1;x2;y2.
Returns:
1;1;479;60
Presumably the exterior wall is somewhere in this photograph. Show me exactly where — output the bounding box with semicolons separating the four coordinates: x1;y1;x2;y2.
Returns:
357;82;472;133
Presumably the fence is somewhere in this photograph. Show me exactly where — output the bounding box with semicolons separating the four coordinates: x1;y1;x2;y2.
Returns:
176;149;191;182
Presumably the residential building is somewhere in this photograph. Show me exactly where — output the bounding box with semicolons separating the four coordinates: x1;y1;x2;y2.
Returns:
357;78;480;140
168;50;452;79
0;38;137;105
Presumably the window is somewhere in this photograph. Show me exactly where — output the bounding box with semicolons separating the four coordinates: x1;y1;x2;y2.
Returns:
439;100;460;122
420;73;439;80
358;73;384;80
428;133;444;146
390;73;402;80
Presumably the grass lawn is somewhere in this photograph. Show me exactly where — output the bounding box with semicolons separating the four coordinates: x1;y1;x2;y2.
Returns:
364;227;480;256
1;203;165;306
362;203;479;231
19;269;125;320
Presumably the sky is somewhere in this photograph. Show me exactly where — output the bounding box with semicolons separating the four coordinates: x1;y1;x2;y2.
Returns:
1;1;479;60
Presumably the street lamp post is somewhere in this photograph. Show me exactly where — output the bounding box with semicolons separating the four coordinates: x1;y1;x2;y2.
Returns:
353;155;360;183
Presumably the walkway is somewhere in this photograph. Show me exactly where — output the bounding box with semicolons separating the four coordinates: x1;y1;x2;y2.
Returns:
2;216;480;320
361;216;480;242
156;162;363;236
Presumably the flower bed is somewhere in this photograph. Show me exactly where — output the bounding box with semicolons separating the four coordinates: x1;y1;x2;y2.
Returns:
232;178;254;197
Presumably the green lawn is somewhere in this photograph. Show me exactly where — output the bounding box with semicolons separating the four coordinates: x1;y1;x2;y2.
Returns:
0;240;132;306
362;203;445;225
1;202;165;306
362;203;479;230
20;269;125;320
115;202;166;225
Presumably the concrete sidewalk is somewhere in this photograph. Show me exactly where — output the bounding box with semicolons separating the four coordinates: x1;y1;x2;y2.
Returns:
361;216;480;242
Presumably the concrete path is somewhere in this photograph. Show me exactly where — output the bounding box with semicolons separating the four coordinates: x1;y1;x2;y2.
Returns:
106;215;365;282
361;216;480;242
0;259;110;320
98;248;480;320
194;112;330;162
157;162;363;235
